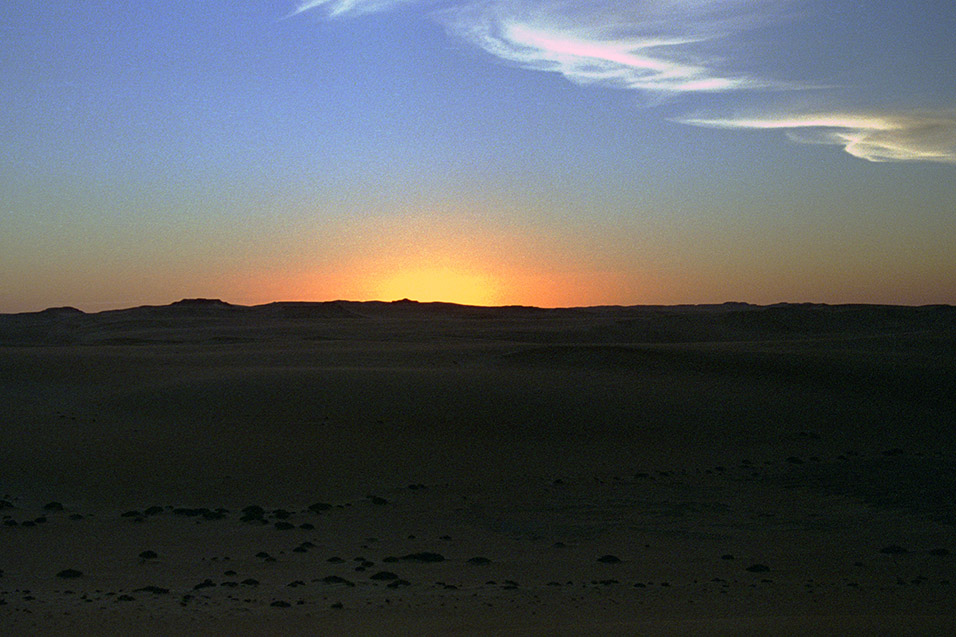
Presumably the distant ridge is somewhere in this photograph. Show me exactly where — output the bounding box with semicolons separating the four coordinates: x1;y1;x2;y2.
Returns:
1;298;954;347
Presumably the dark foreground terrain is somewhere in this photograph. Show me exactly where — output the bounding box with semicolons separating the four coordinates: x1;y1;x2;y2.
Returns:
1;300;955;635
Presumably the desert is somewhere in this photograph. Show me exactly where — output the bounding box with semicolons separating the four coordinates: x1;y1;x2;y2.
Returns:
1;299;954;635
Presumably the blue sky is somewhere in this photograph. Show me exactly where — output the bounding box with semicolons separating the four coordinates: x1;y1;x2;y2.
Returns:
2;1;954;310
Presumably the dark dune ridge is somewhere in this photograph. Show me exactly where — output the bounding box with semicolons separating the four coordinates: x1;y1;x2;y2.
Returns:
3;297;955;346
2;299;955;634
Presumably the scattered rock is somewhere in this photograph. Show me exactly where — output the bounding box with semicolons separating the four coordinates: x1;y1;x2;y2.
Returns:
401;552;445;563
241;506;265;522
57;569;83;579
321;575;355;587
370;571;399;581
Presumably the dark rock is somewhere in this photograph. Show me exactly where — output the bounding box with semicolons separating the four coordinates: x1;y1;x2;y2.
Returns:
57;569;83;579
930;548;950;556
321;575;354;587
134;586;169;594
370;571;399;581
144;506;164;516
43;502;64;511
308;502;332;513
382;556;399;563
746;564;771;573
241;505;265;521
401;552;445;563
597;555;622;564
193;579;216;590
139;551;158;560
274;522;295;531
69;514;84;520
331;601;344;609
721;554;735;560
173;508;209;517
273;509;292;520
367;495;388;505
0;500;13;510
327;557;344;564
299;523;315;530
387;579;411;588
255;551;273;559
120;510;142;518
271;600;291;608
467;557;492;565
116;594;135;602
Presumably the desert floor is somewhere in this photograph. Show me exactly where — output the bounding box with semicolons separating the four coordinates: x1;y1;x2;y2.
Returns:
1;301;955;635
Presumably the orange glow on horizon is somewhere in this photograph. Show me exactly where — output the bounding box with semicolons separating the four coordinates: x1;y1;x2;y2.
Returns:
371;266;502;305
225;211;641;308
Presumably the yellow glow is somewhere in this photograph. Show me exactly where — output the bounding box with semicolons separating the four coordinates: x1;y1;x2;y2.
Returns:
372;266;501;305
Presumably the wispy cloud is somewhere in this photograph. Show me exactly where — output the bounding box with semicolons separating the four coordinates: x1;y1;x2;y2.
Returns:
680;112;956;163
291;0;424;18
440;1;788;94
289;1;954;165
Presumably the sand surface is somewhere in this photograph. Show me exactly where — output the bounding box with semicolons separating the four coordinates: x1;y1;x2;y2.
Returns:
2;300;955;634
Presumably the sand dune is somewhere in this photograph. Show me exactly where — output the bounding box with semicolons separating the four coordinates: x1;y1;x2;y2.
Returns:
2;301;955;634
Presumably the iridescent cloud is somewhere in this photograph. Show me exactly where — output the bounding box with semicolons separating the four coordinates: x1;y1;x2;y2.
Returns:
679;113;956;163
440;1;785;94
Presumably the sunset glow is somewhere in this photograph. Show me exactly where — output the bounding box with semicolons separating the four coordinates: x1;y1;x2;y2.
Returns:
370;267;501;305
1;1;954;312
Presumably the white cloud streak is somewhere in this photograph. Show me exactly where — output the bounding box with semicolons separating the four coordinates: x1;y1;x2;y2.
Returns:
289;1;955;165
440;2;784;94
291;0;423;18
680;113;956;163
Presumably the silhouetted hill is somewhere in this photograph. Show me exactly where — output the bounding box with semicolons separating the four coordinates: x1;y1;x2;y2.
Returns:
1;299;953;346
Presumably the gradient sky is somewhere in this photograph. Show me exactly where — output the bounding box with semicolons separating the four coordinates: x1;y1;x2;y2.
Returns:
2;1;955;311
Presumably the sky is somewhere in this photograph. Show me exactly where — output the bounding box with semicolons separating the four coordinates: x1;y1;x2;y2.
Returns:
2;0;955;311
